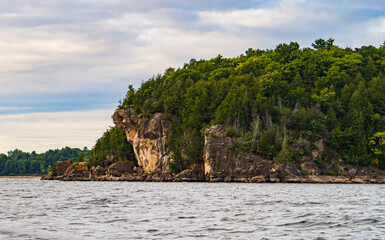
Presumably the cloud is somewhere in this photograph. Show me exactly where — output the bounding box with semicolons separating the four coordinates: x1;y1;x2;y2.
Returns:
198;1;335;30
0;107;33;111
352;17;385;47
1;0;385;152
0;109;113;153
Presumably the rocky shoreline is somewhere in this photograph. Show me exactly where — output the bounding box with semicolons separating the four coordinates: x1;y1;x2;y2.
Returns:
41;156;385;183
42;109;385;184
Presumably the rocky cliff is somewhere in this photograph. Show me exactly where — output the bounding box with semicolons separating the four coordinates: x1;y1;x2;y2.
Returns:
112;109;172;173
41;110;385;183
203;125;274;182
203;124;385;183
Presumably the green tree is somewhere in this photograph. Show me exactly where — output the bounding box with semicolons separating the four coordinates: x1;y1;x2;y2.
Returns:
312;38;334;50
369;131;385;169
89;127;136;167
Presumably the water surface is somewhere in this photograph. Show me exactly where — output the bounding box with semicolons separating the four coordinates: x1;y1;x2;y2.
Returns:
0;178;384;239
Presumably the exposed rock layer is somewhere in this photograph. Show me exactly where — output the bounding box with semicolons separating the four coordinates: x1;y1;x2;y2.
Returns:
113;109;171;173
204;125;273;182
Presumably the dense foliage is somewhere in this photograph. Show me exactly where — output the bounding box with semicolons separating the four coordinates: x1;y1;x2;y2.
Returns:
0;147;90;176
89;127;136;167
119;39;385;172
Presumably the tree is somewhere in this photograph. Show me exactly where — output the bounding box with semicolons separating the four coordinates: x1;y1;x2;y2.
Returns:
77;155;84;162
369;132;385;169
312;38;334;50
0;148;90;176
89;127;136;167
114;39;385;170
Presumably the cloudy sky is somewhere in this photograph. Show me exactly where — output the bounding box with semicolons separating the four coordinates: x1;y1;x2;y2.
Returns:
1;0;385;153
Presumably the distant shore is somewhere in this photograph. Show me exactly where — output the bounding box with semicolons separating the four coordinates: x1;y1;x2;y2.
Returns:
0;176;41;178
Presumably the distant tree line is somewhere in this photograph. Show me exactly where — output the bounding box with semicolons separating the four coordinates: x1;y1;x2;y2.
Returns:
116;38;385;173
0;147;90;176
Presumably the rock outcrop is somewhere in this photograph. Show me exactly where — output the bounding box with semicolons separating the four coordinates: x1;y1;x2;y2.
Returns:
203;125;274;182
56;159;73;176
105;154;118;166
107;161;134;177
91;165;106;176
113;109;172;173
58;162;90;181
41;111;385;183
175;164;205;182
41;171;56;180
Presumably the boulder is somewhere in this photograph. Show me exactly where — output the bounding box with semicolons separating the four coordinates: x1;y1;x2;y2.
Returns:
175;169;205;182
41;172;56;180
92;165;106;176
56;159;72;176
107;161;134;177
105;154;118;166
300;160;320;175
62;162;90;181
249;175;266;183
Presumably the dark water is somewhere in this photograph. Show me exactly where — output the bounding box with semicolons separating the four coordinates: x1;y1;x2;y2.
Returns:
0;179;384;240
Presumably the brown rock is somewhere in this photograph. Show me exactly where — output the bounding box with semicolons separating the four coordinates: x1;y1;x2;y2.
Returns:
175;168;205;182
41;172;56;180
300;160;320;175
351;178;366;183
56;159;72;176
62;162;90;181
76;162;89;171
269;177;280;183
203;124;272;182
250;175;266;183
105;154;118;166
92;165;106;176
107;161;134;177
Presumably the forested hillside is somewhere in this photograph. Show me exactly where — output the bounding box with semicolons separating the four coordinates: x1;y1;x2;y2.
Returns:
0;147;90;176
117;38;385;172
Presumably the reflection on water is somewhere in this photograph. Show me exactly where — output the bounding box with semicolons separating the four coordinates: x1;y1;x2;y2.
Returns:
0;178;384;239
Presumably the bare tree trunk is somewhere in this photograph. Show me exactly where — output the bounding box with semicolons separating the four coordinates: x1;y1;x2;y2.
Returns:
265;109;273;129
251;115;260;152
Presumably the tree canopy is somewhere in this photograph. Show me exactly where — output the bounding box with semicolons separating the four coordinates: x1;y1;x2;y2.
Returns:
117;38;385;173
89;127;136;167
0;147;90;176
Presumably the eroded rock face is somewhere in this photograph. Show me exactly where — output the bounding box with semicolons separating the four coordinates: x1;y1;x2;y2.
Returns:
56;159;72;176
113;109;171;173
60;162;90;181
203;125;273;182
107;161;134;177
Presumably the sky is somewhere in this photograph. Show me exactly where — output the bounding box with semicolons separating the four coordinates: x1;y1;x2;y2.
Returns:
1;0;385;154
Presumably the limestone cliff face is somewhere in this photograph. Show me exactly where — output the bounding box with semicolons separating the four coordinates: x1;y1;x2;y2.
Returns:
113;109;172;173
203;125;275;182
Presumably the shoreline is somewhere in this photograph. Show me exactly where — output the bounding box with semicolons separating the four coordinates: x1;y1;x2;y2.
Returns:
0;176;41;179
42;174;385;184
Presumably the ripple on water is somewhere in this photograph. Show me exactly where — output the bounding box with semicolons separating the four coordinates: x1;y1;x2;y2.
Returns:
0;180;384;239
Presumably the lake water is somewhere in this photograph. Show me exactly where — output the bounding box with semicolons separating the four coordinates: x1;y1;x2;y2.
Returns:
0;178;384;240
